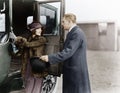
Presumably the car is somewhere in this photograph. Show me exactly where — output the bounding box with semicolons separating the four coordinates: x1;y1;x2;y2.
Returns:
0;0;64;92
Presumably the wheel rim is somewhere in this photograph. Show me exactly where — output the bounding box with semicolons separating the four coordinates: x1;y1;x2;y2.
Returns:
41;75;57;93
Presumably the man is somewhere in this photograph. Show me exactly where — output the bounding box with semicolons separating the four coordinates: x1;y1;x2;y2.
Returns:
40;13;91;93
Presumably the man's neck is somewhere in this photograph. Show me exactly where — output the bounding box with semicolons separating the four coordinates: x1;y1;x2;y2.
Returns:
68;24;76;32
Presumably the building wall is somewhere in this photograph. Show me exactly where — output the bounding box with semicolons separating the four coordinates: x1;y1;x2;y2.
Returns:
78;22;118;51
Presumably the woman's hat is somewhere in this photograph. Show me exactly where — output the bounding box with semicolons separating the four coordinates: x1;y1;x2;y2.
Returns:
28;22;42;31
30;57;49;73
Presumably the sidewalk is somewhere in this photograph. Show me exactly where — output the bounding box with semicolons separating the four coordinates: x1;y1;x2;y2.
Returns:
87;50;120;93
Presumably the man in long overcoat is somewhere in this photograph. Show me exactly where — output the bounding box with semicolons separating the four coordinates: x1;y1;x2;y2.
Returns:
40;13;91;93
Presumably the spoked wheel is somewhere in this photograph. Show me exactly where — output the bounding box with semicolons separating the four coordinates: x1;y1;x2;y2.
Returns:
41;75;57;93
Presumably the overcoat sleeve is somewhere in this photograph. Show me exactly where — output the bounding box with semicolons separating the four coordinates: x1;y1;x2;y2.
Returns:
48;32;83;64
24;37;46;48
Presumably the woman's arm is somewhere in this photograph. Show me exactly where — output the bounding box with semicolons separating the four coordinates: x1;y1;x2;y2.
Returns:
24;37;47;47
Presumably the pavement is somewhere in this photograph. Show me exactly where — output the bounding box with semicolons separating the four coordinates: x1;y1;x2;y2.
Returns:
87;50;120;93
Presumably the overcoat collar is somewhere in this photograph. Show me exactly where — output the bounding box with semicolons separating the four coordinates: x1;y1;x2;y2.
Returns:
66;25;79;39
64;26;79;47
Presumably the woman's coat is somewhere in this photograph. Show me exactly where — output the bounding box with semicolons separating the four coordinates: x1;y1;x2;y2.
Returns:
16;36;47;93
48;26;91;93
20;36;47;77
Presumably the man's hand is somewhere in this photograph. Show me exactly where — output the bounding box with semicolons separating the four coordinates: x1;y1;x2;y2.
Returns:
40;55;49;62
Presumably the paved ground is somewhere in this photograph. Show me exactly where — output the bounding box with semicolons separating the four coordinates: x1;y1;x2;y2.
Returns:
87;50;120;93
10;50;120;93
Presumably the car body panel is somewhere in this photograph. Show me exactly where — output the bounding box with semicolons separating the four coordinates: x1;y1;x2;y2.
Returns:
0;41;11;85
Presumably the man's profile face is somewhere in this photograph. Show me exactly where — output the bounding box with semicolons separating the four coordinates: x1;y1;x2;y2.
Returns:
61;18;70;31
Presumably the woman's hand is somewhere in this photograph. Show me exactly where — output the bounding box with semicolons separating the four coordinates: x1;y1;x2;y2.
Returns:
40;55;49;62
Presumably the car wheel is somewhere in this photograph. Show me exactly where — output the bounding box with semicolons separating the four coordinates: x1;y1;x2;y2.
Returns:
41;75;58;93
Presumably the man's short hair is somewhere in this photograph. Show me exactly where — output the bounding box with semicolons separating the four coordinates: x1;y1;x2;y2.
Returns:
63;13;76;23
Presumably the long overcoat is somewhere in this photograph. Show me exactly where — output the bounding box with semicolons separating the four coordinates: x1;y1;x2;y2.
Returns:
48;26;91;93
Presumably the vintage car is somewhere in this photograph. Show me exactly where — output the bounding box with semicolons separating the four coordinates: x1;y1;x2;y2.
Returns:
0;0;64;92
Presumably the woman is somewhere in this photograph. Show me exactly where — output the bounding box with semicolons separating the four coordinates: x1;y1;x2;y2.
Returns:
15;22;47;93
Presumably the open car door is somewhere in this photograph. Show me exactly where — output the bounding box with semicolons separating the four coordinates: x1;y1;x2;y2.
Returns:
24;1;65;92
